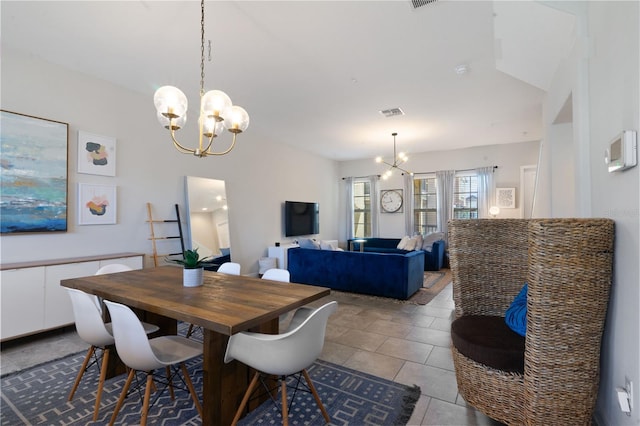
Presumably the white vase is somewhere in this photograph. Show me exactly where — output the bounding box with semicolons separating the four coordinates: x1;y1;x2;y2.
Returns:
183;267;204;287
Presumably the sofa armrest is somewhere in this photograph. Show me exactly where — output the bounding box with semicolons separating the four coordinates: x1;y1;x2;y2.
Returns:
424;240;445;271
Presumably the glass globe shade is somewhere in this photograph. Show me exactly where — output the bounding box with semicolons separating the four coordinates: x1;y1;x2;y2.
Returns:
157;111;186;130
199;114;225;136
154;86;188;118
489;206;501;216
224;106;250;133
201;90;232;118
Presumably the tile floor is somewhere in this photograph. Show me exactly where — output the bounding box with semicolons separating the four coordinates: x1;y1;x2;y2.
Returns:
0;278;502;426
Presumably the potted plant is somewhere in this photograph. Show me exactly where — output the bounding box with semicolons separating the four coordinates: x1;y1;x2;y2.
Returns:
171;248;211;287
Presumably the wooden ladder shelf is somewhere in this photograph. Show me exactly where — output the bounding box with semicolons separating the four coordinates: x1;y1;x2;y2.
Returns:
146;203;185;267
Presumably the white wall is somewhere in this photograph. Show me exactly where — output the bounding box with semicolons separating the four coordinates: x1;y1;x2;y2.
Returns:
588;2;639;424
542;2;639;424
338;141;540;239
0;48;340;275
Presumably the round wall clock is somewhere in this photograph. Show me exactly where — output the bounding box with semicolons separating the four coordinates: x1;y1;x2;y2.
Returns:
380;189;403;213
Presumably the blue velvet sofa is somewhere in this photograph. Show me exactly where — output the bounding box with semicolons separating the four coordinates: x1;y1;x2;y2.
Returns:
347;237;445;271
287;247;425;300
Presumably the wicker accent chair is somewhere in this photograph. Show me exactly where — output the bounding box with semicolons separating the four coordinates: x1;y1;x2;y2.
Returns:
448;218;614;425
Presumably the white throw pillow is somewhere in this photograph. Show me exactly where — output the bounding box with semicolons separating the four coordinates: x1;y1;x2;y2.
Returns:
320;241;335;250
414;234;424;251
422;232;444;250
299;238;320;249
397;236;410;250
404;237;417;251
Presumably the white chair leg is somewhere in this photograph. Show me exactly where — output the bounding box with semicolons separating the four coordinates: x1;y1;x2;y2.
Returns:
302;369;330;423
181;363;203;419
140;373;154;426
281;378;289;426
109;368;135;426
93;347;110;421
68;346;94;400
166;366;175;400
231;371;260;426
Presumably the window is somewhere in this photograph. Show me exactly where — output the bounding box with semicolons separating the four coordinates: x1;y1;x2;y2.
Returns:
453;174;478;219
412;172;479;233
352;180;372;238
413;176;437;234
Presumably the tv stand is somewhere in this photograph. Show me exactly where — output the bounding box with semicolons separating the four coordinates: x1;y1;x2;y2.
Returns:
268;243;298;269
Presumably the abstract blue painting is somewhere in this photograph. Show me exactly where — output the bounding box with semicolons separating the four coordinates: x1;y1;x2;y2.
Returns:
1;110;69;234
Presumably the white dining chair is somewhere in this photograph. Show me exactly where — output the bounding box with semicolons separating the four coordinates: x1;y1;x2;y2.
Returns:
95;263;133;275
224;301;338;426
217;262;241;275
104;300;203;426
261;268;290;282
66;288;159;422
261;268;303;325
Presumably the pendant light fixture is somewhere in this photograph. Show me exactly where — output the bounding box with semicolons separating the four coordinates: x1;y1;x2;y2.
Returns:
375;132;413;179
153;0;249;158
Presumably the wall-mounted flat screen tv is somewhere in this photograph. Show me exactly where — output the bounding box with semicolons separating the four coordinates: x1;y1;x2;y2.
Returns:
285;201;319;237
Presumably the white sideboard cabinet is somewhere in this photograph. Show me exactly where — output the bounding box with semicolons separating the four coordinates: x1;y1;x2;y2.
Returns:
267;244;298;270
267;240;338;270
1;252;143;341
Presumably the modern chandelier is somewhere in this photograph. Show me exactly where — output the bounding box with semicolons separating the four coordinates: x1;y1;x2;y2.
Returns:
153;0;249;158
375;132;413;179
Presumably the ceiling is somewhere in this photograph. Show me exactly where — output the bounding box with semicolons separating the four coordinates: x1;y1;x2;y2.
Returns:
1;1;576;161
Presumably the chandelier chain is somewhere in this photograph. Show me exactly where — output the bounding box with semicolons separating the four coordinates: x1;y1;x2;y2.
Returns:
200;0;205;97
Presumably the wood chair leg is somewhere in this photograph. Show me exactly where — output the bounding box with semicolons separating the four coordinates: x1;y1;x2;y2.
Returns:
93;347;110;421
68;346;94;400
181;363;203;419
281;378;289;426
231;371;260;426
110;369;135;426
302;369;330;423
166;366;175;400
186;323;195;338
140;373;154;426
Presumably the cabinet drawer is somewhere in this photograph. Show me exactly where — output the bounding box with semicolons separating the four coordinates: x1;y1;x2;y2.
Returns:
1;267;45;340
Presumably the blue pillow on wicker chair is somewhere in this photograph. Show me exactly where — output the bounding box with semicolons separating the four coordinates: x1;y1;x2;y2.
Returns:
505;284;527;337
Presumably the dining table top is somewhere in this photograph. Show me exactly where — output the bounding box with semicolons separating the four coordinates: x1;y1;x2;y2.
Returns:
61;265;331;335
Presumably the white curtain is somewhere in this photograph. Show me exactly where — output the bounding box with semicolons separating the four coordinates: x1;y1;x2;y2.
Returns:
476;166;495;218
368;175;380;237
403;173;414;235
436;170;455;243
344;177;354;239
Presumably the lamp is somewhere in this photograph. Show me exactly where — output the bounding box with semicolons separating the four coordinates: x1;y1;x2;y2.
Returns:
153;0;249;158
489;206;500;217
375;132;413;180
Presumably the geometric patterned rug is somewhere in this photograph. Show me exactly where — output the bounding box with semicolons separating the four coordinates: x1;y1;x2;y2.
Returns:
1;345;420;425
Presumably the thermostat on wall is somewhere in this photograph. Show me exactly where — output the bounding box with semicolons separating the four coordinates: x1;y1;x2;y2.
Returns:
605;130;637;172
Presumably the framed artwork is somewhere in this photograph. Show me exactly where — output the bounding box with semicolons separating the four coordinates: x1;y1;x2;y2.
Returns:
496;187;516;209
77;131;116;176
0;110;69;234
78;183;117;225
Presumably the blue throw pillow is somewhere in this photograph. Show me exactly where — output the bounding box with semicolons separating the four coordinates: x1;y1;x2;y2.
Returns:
505;284;527;337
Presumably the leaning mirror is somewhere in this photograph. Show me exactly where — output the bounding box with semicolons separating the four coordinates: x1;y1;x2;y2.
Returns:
184;176;231;269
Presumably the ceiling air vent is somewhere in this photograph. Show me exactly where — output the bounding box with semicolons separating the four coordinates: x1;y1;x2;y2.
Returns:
411;0;438;9
379;107;405;118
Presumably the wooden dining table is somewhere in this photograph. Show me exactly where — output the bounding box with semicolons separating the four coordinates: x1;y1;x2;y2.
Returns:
61;266;330;425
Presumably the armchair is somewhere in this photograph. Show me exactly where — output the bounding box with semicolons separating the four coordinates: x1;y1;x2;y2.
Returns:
448;218;614;425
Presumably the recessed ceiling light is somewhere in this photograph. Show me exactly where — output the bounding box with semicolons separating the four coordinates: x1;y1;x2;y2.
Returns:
454;64;469;75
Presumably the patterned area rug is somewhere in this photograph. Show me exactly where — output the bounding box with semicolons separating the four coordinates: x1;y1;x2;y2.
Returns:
1;351;420;425
423;271;446;289
408;268;452;305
